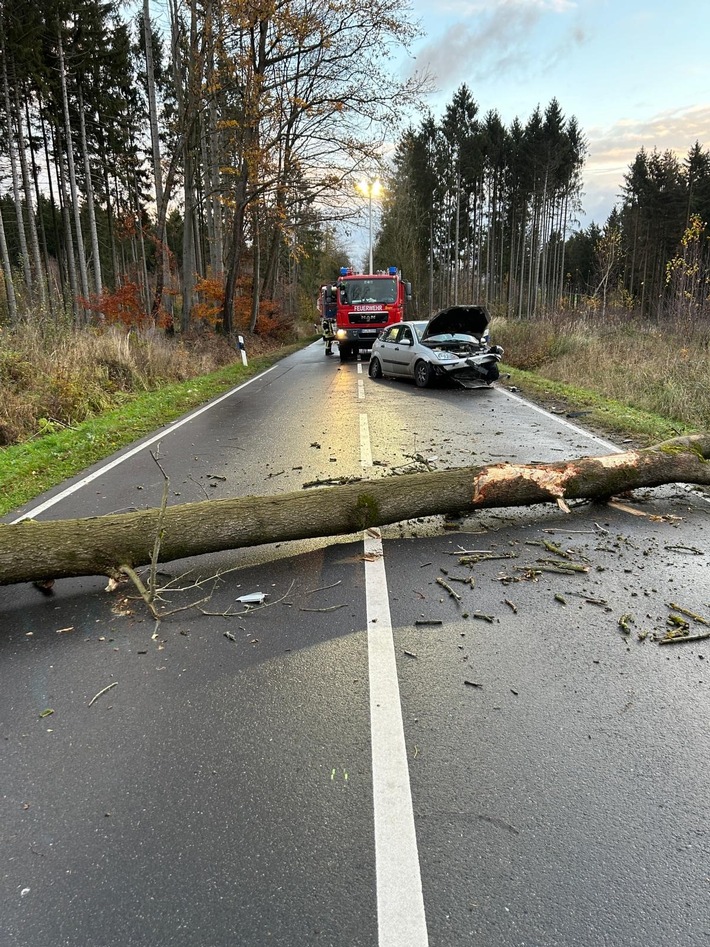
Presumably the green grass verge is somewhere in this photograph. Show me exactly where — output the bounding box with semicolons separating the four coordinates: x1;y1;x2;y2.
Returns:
503;366;696;446
0;343;305;518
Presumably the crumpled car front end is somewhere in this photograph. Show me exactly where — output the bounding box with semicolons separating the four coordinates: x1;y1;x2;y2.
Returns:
420;305;504;387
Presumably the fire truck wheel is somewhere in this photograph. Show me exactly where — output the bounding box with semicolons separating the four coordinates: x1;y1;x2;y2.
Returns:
368;356;383;379
339;345;351;362
414;359;433;388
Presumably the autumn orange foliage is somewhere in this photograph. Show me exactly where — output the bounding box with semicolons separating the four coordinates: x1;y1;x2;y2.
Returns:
79;283;149;328
193;277;225;327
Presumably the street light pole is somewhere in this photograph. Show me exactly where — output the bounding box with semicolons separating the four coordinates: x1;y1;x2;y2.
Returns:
368;188;374;274
357;178;381;273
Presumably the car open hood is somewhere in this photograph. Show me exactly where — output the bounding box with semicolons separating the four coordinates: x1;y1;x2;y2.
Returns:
421;305;490;342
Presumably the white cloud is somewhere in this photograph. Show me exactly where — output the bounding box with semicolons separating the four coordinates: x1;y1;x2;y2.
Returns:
579;105;710;225
408;0;586;96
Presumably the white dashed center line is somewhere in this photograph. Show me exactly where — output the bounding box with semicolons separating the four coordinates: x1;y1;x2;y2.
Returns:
360;377;429;946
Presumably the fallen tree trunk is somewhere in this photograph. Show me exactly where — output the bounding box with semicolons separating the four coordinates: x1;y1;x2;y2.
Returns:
1;434;708;586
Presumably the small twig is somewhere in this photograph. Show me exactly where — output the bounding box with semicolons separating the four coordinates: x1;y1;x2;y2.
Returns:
541;539;570;558
529;562;589;575
119;564;160;619
536;558;588;573
504;599;517;613
583;595;611;607
658;632;710;646
472;612;495;623
447;548;496;556
88;682;117;707
668;603;710;626
543;528;600;535
149;449;170;603
188;475;210;500
436;576;461;601
306;580;343;594
299;604;347;613
458;552;516;565
158;594;214;616
440;570;475;586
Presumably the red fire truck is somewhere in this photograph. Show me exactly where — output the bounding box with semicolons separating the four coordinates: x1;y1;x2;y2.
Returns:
320;266;411;361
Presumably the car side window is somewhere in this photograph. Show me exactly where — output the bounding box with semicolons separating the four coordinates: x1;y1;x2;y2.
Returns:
384;327;400;344
400;327;412;344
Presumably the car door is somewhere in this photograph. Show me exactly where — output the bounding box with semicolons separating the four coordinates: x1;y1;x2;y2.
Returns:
393;325;418;376
376;325;403;375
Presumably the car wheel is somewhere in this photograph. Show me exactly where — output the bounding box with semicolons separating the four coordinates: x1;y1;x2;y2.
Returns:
414;359;433;388
368;356;383;379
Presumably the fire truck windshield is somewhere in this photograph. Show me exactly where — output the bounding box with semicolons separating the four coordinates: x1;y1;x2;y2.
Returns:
339;278;397;305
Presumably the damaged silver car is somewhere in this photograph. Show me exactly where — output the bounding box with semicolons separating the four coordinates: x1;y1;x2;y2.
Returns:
367;305;504;389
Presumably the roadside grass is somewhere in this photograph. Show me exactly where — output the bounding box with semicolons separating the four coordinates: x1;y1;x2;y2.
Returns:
494;314;707;445
502;366;693;445
0;342;305;518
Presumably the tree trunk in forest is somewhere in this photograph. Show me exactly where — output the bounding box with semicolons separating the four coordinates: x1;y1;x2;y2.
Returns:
0;201;19;321
1;435;709;587
55;137;80;320
143;0;174;323
58;32;91;312
222;169;248;335
1;40;33;297
77;85;103;298
16;92;48;313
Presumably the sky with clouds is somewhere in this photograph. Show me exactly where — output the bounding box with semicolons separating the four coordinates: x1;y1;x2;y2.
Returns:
396;0;710;228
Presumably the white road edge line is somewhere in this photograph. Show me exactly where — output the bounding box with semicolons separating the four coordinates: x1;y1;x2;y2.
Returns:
365;529;429;947
12;364;279;524
496;386;622;452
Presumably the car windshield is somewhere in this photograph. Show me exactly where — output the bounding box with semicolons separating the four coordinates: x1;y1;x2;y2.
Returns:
411;322;428;340
339;278;397;305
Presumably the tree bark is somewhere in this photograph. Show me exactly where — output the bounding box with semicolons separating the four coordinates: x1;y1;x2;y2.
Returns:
1;435;709;586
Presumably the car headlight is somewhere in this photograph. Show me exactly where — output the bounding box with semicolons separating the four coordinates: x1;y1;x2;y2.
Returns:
434;351;458;362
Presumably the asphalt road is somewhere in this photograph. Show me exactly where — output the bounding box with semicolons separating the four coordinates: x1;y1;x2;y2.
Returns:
2;341;709;947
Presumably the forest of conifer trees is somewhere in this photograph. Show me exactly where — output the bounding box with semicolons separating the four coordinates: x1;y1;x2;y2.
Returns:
2;0;710;333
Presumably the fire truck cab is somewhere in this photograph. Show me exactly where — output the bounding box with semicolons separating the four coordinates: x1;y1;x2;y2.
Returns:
323;266;411;361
